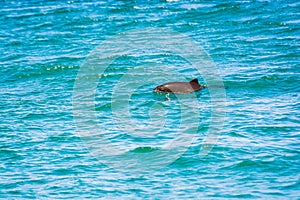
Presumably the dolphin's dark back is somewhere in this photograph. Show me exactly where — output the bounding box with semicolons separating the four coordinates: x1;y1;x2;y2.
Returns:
153;78;206;94
189;78;200;88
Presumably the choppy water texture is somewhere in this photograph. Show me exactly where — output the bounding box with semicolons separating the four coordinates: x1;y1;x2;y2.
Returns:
1;0;299;199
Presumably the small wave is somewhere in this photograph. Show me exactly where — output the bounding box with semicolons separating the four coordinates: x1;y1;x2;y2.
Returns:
130;146;160;153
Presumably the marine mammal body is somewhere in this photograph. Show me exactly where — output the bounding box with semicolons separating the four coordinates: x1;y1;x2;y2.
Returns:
153;78;206;94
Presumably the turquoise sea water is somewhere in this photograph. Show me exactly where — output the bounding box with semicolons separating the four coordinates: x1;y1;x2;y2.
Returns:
1;0;299;199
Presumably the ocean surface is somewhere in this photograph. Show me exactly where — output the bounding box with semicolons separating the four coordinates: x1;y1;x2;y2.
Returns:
1;0;299;199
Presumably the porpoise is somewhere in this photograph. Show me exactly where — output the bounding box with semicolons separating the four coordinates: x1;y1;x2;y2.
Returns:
153;78;206;94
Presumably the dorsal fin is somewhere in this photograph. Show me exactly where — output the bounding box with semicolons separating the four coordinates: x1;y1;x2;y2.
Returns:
189;78;199;86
